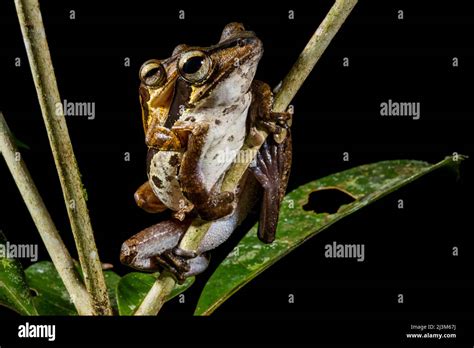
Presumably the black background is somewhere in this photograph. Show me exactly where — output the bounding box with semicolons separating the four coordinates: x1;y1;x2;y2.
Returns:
0;0;473;345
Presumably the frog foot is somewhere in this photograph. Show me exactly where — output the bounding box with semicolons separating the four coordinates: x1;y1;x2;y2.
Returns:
154;249;210;283
250;132;292;243
154;250;190;284
258;111;292;143
172;202;195;221
197;191;235;221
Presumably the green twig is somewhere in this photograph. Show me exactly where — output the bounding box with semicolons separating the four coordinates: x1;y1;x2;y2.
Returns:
0;112;93;315
14;0;112;315
135;0;358;316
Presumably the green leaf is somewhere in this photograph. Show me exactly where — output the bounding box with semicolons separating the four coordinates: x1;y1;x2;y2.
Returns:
104;270;121;313
25;261;121;315
0;232;38;315
195;156;466;315
25;261;77;316
117;272;194;315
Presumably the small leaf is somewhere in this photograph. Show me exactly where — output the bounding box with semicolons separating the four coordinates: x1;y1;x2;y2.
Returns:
25;261;77;316
0;232;38;315
25;261;121;315
195;156;466;315
117;272;194;315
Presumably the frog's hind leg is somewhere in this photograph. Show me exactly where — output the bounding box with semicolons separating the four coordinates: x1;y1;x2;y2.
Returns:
250;132;292;243
154;251;210;284
134;181;168;213
120;218;192;271
185;254;210;278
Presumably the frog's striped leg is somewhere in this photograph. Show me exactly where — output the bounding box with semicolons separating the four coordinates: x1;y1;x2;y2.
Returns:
120;218;192;272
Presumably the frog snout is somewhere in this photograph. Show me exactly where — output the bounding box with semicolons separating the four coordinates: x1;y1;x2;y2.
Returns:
237;35;259;47
238;35;263;54
120;242;135;265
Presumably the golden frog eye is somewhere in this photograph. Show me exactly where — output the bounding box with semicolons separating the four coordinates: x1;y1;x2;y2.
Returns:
139;59;167;88
178;50;214;84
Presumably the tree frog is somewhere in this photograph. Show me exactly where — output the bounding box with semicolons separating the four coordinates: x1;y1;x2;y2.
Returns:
121;23;292;283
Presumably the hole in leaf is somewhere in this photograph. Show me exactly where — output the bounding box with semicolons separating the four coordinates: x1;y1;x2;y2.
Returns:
30;288;38;297
303;188;356;214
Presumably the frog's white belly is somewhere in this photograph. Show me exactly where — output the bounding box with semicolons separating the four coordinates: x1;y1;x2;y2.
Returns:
185;92;252;192
198;117;248;191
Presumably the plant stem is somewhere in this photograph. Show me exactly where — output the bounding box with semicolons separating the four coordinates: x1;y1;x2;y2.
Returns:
134;272;176;315
135;0;358;316
272;0;358;113
0;112;93;315
14;0;112;315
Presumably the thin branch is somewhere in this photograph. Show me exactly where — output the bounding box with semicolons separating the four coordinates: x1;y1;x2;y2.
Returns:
0;112;93;315
134;273;176;316
135;0;358;316
273;0;358;113
14;0;112;315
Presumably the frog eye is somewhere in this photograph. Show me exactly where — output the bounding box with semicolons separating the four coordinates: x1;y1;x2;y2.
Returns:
139;59;167;88
178;50;214;84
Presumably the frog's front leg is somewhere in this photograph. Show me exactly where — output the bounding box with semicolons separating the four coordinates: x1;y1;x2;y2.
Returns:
134;181;168;213
178;123;235;221
248;80;293;145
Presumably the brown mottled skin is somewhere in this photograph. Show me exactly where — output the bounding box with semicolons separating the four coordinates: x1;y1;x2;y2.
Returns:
251;133;292;243
121;23;293;282
178;122;236;220
248;80;293;243
178;80;292;223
